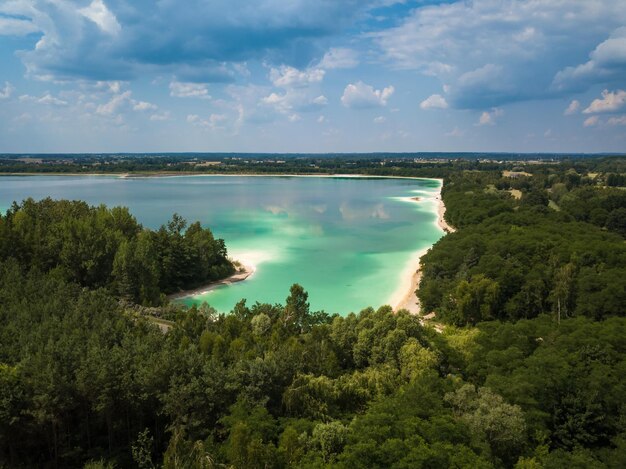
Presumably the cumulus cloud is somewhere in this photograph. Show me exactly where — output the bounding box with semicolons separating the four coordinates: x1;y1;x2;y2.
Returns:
374;116;386;124
169;81;211;99
583;89;626;114
564;100;580;115
0;0;381;82
554;27;626;91
341;81;394;109
477;108;503;126
0;82;14;99
78;0;121;35
149;111;170;121
584;115;600;127
96;90;131;116
133;100;158;112
607;115;626;126
269;66;325;88
0;17;39;36
19;93;68;106
420;94;448;110
187;113;229;130
371;0;626;109
318;48;359;69
250;63;327;120
261;90;327;115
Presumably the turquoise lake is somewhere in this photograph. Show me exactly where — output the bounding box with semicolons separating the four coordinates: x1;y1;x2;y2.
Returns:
0;175;443;314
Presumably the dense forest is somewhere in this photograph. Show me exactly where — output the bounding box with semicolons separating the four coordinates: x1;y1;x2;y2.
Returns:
419;167;626;325
0;199;234;304
0;156;625;468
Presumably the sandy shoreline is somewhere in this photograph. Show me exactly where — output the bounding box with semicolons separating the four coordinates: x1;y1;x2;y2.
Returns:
390;246;430;314
392;181;455;314
435;192;456;234
167;261;255;301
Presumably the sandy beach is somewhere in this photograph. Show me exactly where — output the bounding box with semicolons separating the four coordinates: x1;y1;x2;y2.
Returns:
436;193;456;234
392;183;455;314
167;261;255;301
390;246;430;314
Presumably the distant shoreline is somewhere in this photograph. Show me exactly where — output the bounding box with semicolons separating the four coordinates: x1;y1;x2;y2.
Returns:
0;171;437;181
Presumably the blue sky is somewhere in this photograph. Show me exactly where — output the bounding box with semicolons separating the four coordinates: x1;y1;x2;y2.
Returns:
0;0;625;153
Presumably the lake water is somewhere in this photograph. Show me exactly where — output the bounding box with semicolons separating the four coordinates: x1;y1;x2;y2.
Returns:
0;175;443;314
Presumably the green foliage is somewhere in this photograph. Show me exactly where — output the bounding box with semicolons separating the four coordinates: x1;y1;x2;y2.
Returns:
311;421;349;463
418;170;626;325
445;384;527;464
132;428;155;469
1;162;625;468
0;198;233;304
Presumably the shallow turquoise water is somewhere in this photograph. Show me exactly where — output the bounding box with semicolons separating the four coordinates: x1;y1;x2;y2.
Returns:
0;175;443;314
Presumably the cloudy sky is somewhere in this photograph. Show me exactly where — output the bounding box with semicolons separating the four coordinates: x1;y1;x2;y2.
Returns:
1;0;625;153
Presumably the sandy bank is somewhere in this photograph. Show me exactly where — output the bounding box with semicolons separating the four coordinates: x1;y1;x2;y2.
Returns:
168;261;255;301
392;181;455;314
436;194;456;234
390;246;430;314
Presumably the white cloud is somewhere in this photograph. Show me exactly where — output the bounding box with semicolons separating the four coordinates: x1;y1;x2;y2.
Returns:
341;81;394;109
318;48;359;69
187;112;229;130
0;1;381;82
458;64;503;88
424;62;454;77
477;108;503;126
583;89;626;113
420;94;448;110
0;82;14;99
269;66;324;88
19;93;68;106
0;17;39;36
104;81;122;94
373;116;386;124
564;100;580;115
372;1;626;109
261;89;327;115
133;100;158;111
78;0;121;35
149;111;170;121
584;115;600;127
97;90;131;116
37;94;68;106
554;27;626;91
607;115;626;125
312;95;328;106
169;81;211;99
